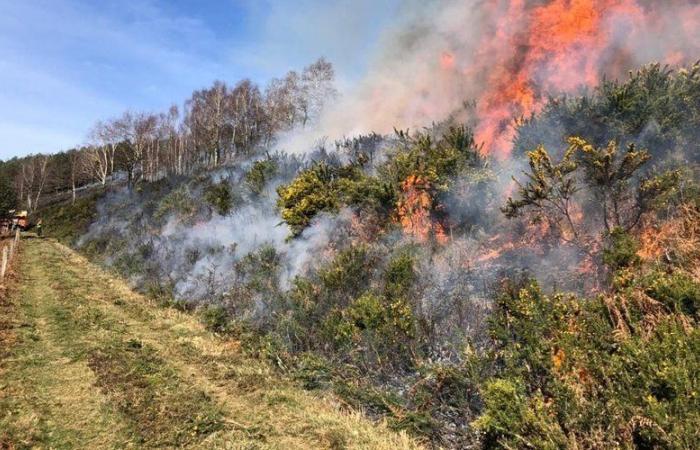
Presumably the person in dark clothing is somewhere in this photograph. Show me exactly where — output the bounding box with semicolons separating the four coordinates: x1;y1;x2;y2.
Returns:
36;218;43;237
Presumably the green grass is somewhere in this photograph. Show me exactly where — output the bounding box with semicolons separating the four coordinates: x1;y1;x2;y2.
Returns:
88;338;225;446
0;238;420;449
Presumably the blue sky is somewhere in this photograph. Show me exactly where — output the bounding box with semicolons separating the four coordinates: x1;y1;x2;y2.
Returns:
0;0;401;160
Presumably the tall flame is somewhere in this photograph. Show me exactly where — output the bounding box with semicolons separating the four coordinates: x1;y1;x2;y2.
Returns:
324;0;700;160
468;0;692;157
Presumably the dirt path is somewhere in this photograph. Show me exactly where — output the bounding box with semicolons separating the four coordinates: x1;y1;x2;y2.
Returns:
0;238;419;449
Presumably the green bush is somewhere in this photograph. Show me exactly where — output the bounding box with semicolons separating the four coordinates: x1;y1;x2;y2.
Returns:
200;305;230;333
317;245;374;306
603;227;641;272
38;189;104;245
471;274;700;449
154;186;198;222
642;271;700;318
245;158;278;196
514;63;700;164
384;251;416;300
204;182;235;215
293;352;332;390
473;378;567;450
276;162;341;236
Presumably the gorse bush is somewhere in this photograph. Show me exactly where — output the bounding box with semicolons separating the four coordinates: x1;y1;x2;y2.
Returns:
276;125;492;239
204;181;235;216
154;186;198;222
245;158;279;196
470;255;700;449
276;162;393;237
514;62;700;164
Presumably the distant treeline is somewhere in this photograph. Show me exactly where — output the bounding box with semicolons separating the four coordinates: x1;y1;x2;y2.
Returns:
0;58;336;214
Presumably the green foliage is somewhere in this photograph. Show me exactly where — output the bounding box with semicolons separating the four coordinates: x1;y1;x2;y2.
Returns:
293;352;333;389
505;137;681;250
277;125;488;237
274;244;420;370
384;251;416;300
603;227;641;272
276;162;342;236
227;245;284;326
473;378;566;450
277;161;394;237
502;143;578;223
317;245;374;306
487;280;573;388
37;189;104;245
381;125;484;190
245;158;278;196
204;181;235;215
200;305;230;333
514;63;700;164
642;271;700;318
154;186;198;222
0;173;17;216
472;272;700;449
348;293;388;332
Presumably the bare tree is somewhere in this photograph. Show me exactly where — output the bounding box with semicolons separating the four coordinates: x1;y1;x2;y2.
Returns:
185;81;229;167
265;71;301;134
18;154;52;212
67;149;87;204
228;79;265;156
300;57;337;127
111;112;157;187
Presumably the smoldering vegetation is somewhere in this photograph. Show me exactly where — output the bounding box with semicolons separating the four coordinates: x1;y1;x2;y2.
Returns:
73;62;700;447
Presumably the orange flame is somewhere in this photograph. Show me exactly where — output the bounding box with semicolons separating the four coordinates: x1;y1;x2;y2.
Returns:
440;51;456;70
465;0;695;158
396;175;449;244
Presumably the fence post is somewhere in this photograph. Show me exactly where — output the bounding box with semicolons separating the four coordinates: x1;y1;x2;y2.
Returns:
1;246;7;280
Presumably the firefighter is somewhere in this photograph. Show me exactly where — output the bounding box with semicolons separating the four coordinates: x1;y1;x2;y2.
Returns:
36;218;43;237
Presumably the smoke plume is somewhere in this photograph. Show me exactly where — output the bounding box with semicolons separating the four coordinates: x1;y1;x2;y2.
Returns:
305;0;700;158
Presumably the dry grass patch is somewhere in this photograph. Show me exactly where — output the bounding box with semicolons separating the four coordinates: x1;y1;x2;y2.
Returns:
88;338;226;447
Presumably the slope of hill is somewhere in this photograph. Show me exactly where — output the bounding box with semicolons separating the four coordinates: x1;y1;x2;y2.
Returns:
19;62;699;448
0;238;419;449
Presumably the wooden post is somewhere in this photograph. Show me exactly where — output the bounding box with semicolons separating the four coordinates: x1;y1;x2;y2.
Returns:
1;246;7;280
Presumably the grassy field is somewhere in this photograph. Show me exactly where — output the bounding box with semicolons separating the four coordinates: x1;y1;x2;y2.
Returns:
0;237;420;449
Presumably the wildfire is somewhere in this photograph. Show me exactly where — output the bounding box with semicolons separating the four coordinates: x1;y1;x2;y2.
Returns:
466;0;696;158
638;205;700;280
440;51;456;70
396;175;448;244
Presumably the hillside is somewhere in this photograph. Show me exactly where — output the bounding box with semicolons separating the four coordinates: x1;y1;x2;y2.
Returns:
16;62;698;449
0;237;418;449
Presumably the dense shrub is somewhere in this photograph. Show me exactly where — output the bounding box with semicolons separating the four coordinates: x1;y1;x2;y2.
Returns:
642;271;700;318
154;186;198;222
204;181;234;215
245;158;278;196
603;227;641;272
514;63;700;164
471;268;700;449
200;305;230;333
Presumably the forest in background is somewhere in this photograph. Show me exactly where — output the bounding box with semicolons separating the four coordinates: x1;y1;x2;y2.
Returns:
0;57;335;214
